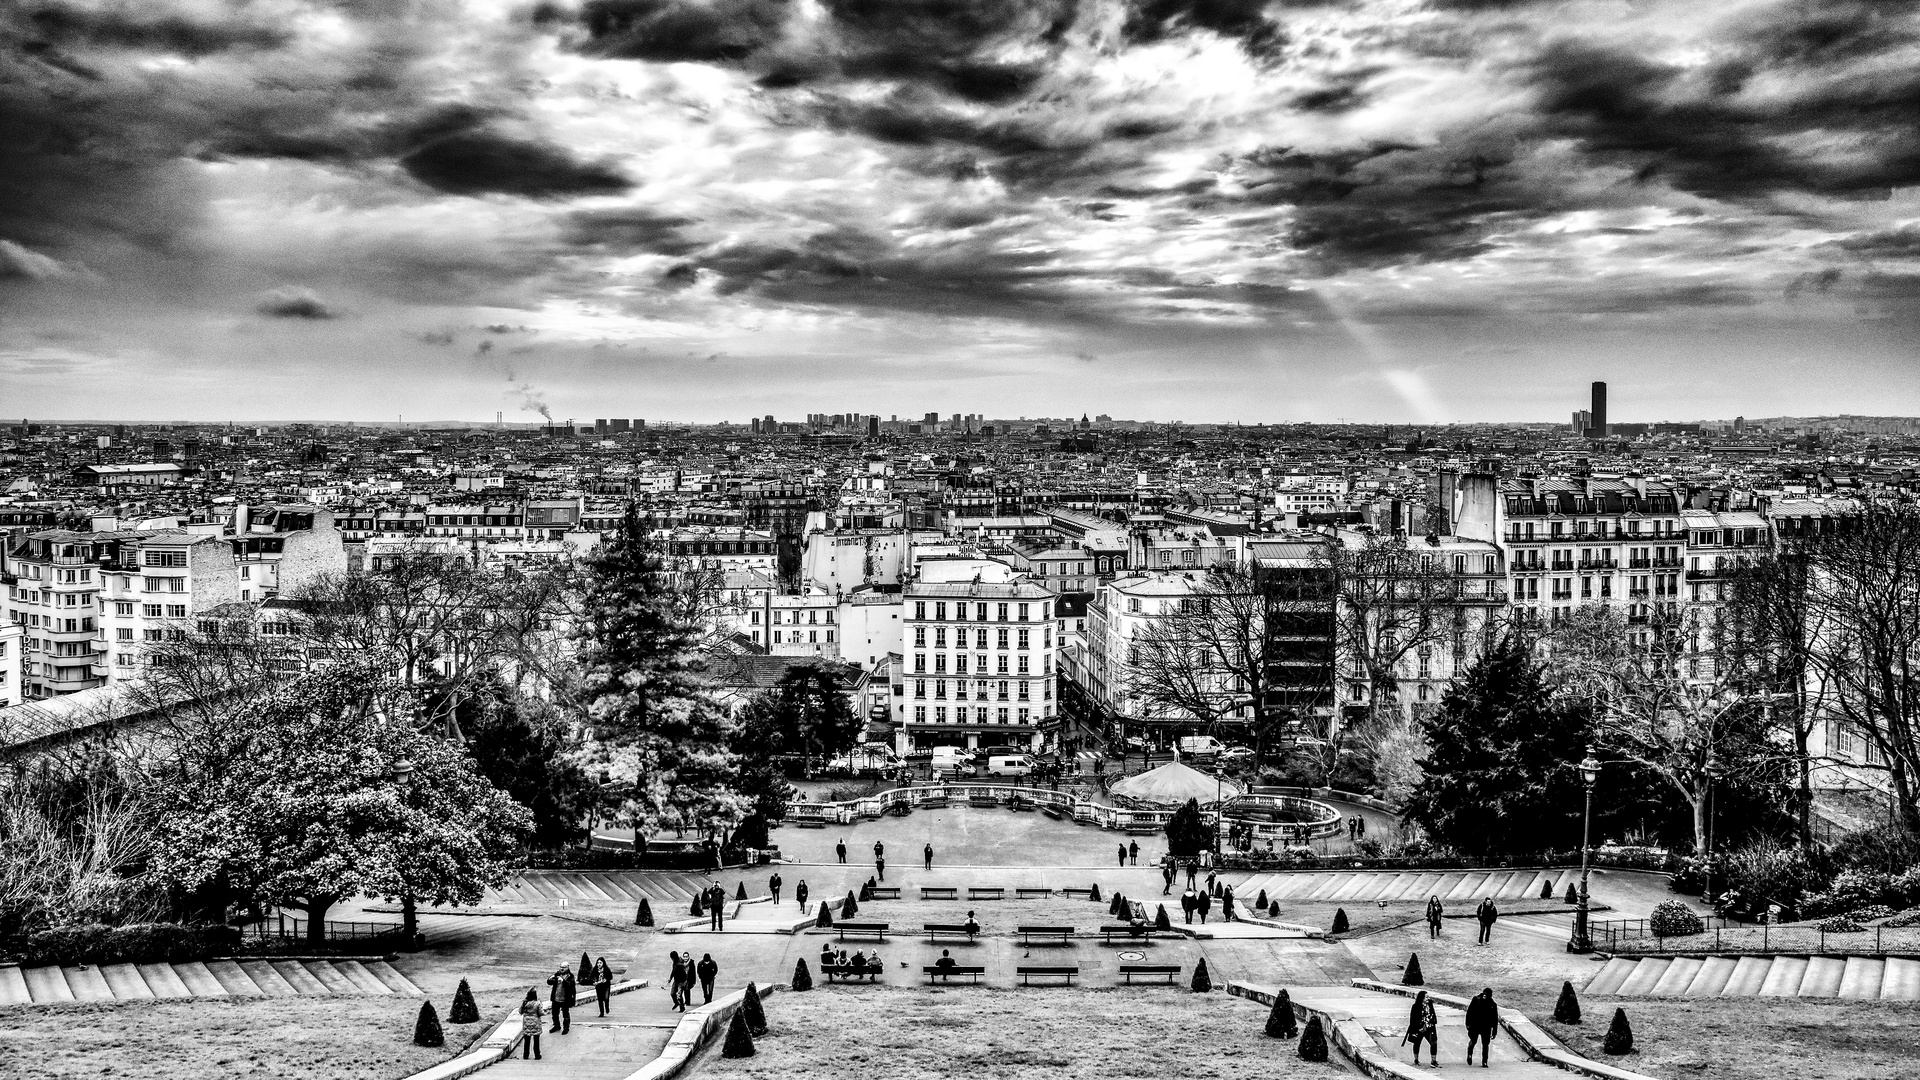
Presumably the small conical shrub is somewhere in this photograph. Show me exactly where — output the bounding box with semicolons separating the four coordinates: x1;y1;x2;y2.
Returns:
691;892;705;916
859;883;873;902
1298;1016;1329;1062
1256;889;1268;910
1269;900;1281;918
792;959;813;991
1553;980;1582;1023
638;898;654;926
1403;953;1424;986
741;982;767;1036
1540;878;1554;900
413;1001;445;1047
843;891;859;918
1191;958;1212;993
578;953;594;986
1565;882;1578;905
816;902;834;928
737;881;748;901
1109;892;1124;917
721;1010;756;1058
1265;990;1297;1038
448;979;479;1024
1089;884;1102;902
1603;1008;1633;1055
1330;908;1350;934
1155;905;1171;931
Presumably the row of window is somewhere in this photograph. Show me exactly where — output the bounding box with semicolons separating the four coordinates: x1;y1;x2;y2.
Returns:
912;706;1035;724
914;653;1041;675
5;612;94;633
1509;520;1680;540
914;626;1046;650
911;601;1034;622
912;679;1047;701
750;608;836;624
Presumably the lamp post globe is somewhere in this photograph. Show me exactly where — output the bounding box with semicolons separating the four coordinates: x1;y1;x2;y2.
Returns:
1568;746;1600;954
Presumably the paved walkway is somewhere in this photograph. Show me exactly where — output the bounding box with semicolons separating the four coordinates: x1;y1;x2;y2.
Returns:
1285;984;1565;1078
480;980;727;1080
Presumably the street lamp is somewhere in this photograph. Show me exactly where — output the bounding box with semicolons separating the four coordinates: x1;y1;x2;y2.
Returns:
389;760;419;944
1568;746;1602;954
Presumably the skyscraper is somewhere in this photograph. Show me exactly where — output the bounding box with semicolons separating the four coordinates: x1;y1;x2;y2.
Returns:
1589;381;1607;438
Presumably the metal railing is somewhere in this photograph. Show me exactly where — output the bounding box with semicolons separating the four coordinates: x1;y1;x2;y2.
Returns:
239;912;409;947
1596;916;1920;957
787;783;1344;841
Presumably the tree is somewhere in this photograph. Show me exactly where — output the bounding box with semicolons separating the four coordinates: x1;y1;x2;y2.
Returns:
1331;908;1349;933
1266;990;1298;1038
1603;1008;1634;1055
721;1010;756;1058
764;661;862;778
1298;1016;1329;1061
1404;636;1590;857
741;982;767;1036
1190;957;1212;992
1402;952;1423;985
413;1001;445;1047
1553;981;1581;1023
573;511;743;846
450;979;480;1024
142;665;531;944
1322;532;1490;734
791;958;812;991
457;684;594;850
1126;564;1272;752
1164;798;1210;857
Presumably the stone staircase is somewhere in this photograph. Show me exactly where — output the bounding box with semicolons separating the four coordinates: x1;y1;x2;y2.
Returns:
0;957;422;1006
1584;954;1920;1000
485;871;716;906
1239;868;1583;905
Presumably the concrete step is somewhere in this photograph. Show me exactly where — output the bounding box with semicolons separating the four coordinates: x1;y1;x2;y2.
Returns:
1682;955;1737;997
271;960;331;995
1722;955;1771;996
22;965;74;1003
205;959;266;996
1881;957;1920;1000
98;964;154;1000
301;960;357;994
1584;956;1637;996
1837;956;1885;1000
172;961;228;997
0;966;30;1006
62;966;115;1002
1758;956;1808;996
364;960;425;995
1647;956;1702;996
333;960;392;995
238;959;299;997
1799;956;1846;998
136;962;193;998
1614;957;1671;996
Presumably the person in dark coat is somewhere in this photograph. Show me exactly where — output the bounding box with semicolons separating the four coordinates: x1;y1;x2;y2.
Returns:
796;879;810;912
1161;862;1175;895
1465;988;1498;1066
924;842;934;870
1117;843;1128;867
876;855;886;881
667;952;686;1010
1185;858;1199;887
1181;888;1197;924
676;955;697;1009
546;965;576;1033
695;953;719;1004
874;840;885;861
1405;990;1438;1065
593;957;614;1016
1222;885;1236;922
708;884;725;931
1196;889;1212;924
819;942;835;973
1128;840;1139;865
963;910;980;940
770;872;782;905
837;839;847;863
1475;897;1499;945
1426;895;1444;940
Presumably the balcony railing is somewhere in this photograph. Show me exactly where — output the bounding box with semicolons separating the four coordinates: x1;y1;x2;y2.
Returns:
1628;588;1651;598
1627;559;1651;569
1577;560;1617;571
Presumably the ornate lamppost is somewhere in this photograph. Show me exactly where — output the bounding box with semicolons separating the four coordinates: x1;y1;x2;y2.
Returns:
1568;746;1601;953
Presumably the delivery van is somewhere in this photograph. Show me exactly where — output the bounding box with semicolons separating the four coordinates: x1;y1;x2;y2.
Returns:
1177;735;1227;758
986;754;1034;777
930;747;976;772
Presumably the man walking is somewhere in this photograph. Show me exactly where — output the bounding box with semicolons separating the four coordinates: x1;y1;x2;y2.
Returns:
546;964;575;1034
1475;896;1499;945
1465;988;1499;1067
874;840;885;863
708;884;726;931
837;839;847;864
1185;858;1198;888
1117;843;1128;867
924;842;934;871
1181;887;1197;924
770;871;783;905
1162;861;1175;896
876;855;887;881
695;953;718;1005
1128;840;1139;865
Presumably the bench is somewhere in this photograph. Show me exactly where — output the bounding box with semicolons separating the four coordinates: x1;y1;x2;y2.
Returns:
968;887;1005;901
921;887;958;901
1016;966;1080;985
1061;887;1095;900
924;923;978;942
864;886;901;900
924;965;986;984
1015;887;1052;900
835;922;890;942
820;964;883;983
921;797;949;808
795;820;829;829
1016;925;1074;946
1042;806;1064;820
1100;924;1152;945
1124;825;1161;835
1118;965;1181;984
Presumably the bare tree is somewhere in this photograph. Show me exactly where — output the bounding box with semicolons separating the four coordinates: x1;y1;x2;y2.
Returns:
1125;563;1273;748
1322;532;1481;732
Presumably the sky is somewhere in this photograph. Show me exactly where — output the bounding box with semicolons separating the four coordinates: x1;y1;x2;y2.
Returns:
3;0;1920;425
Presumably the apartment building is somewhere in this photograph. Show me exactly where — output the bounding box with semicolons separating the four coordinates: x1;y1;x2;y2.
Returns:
0;617;24;708
896;558;1057;754
657;527;778;573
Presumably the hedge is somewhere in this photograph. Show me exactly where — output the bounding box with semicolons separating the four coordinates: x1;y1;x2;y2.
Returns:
20;922;242;967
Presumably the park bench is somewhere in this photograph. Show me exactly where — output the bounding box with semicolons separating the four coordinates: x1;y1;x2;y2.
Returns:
1015;887;1052;900
1061;887;1096;900
795;820;829;829
864;886;901;900
1100;924;1152;945
924;923;978;942
1041;806;1064;820
820;964;882;983
968;796;998;807
1124;825;1160;835
921;887;959;901
921;796;949;808
1118;965;1181;984
835;922;890;942
1016;966;1080;985
968;887;1005;901
1016;925;1074;946
924;965;986;984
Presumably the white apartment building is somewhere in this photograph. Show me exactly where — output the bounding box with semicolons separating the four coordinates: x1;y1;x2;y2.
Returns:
0;620;23;709
896;558;1057;754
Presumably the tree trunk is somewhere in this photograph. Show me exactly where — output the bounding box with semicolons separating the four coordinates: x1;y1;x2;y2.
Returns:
1690;796;1710;859
1795;723;1814;848
401;895;418;939
303;897;335;946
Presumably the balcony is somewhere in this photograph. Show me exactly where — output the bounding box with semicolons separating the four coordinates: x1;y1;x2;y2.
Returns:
1627;559;1651;569
1652;558;1682;569
1628;588;1651;599
1577;560;1618;571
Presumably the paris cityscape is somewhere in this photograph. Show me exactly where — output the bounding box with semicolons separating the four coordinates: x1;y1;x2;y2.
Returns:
5;0;1920;1079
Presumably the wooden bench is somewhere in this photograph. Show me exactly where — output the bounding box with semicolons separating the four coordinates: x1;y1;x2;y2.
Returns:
864;886;901;900
1061;887;1096;900
835;922;890;942
1118;965;1181;984
1042;806;1064;820
1015;887;1052;900
920;797;949;808
1124;825;1161;835
924;965;986;984
820;964;883;983
924;923;978;942
1017;966;1080;985
1100;924;1152;945
921;886;959;901
968;887;1005;901
1016;925;1074;946
795;820;829;829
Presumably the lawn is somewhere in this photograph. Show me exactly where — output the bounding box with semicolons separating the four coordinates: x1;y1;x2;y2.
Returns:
690;985;1347;1080
0;989;527;1080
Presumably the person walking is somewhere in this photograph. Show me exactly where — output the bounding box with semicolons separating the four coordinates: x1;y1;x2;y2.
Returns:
546;965;575;1034
795;879;810;912
1117;843;1128;867
1476;896;1499;945
1196;889;1212;925
837;839;847;864
1128;840;1139;865
1465;988;1498;1067
695;953;718;1005
1181;887;1197;924
876;855;887;881
924;842;934;871
708;884;725;931
1185;858;1198;888
873;840;885;863
1425;895;1444;940
518;989;543;1059
667;952;686;1011
1205;869;1217;896
1222;884;1236;922
1162;861;1175;896
1405;990;1438;1065
770;872;782;905
676;954;697;1009
593;957;613;1017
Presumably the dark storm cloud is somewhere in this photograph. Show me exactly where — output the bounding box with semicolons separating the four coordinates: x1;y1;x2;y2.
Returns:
21;2;290;57
570;0;791;64
1122;0;1286;58
257;288;338;319
1828;225;1920;258
563;208;703;254
399;130;631;199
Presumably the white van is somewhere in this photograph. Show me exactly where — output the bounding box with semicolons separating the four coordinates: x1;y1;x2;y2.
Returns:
986;754;1033;777
930;747;975;772
1178;735;1227;758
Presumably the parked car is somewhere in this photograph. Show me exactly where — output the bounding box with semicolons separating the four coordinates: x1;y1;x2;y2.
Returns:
1218;746;1257;763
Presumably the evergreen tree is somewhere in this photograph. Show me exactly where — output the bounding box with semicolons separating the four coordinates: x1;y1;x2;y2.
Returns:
1154;904;1171;931
842;890;858;917
1541;878;1554;900
1164;798;1211;857
1265;990;1297;1038
1298;1016;1329;1062
1403;636;1589;857
1565;882;1579;904
792;959;813;991
732;696;796;820
637;898;654;926
1191;957;1212;993
1256;889;1268;909
736;882;748;901
1089;883;1102;902
1603;1008;1634;1054
721;1010;756;1058
691;891;704;916
815;902;834;928
1403;953;1424;985
413;1001;446;1047
457;683;594;850
449;979;479;1024
741;983;767;1036
1331;908;1349;934
1553;980;1581;1024
578;953;593;987
767;661;863;777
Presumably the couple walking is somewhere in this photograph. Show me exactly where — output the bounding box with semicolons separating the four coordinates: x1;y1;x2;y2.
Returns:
667;951;720;1011
1404;988;1499;1067
515;957;615;1059
1423;896;1500;943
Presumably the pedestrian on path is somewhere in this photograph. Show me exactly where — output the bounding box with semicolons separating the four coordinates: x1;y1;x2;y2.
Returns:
837;839;847;863
696;953;718;1005
1222;885;1236;922
1476;897;1499;945
1404;990;1438;1065
676;956;697;1010
1181;888;1197;924
876;855;887;881
1196;889;1212;924
770;872;782;905
1128;840;1139;865
1185;858;1198;888
708;885;726;931
1466;988;1498;1067
668;952;686;1010
874;840;885;862
546;966;575;1034
924;842;934;870
593;957;613;1016
518;989;543;1059
1205;870;1217;896
1162;862;1175;896
1426;895;1444;940
796;879;810;912
1117;843;1128;867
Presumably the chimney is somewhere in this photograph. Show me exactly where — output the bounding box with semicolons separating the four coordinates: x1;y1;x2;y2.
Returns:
235;503;250;535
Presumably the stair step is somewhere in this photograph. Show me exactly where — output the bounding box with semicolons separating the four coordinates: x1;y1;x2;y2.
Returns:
271;960;331;995
62;966;115;1002
1837;956;1885;1000
205;959;266;996
1759;956;1808;996
173;961;228;997
1647;956;1702;996
136;963;193;998
1615;957;1671;996
238;959;299;997
0;966;29;1006
98;964;154;1000
333;960;393;995
1799;956;1846;998
1721;955;1771;996
1880;957;1920;1000
1682;956;1738;997
363;960;425;995
22;966;75;1003
301;961;358;994
1584;956;1637;996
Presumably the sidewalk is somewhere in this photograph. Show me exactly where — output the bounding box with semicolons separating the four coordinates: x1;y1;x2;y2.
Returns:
1286;985;1563;1078
480;982;733;1080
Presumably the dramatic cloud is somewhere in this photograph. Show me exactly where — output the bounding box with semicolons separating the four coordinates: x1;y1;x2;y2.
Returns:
256;288;338;320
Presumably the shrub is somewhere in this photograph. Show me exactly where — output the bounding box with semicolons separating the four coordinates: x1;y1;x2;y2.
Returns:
731;814;771;850
1269;900;1282;918
1089;884;1102;902
1815;916;1866;933
1190;958;1212;993
791;959;812;991
741;983;767;1036
1804;869;1896;918
1298;1016;1329;1062
690;892;705;916
1829;824;1920;878
1330;909;1350;934
1541;879;1554;900
815;903;833;929
1603;1008;1633;1055
1884;908;1920;928
1564;882;1578;905
1553;981;1581;1024
842;891;858;918
578;953;594;986
721;1010;756;1058
449;979;480;1024
413;1001;445;1047
637;898;654;926
1165;798;1211;856
1154;905;1171;931
1668;857;1709;896
1723;838;1827;912
1847;905;1897;923
1265;990;1297;1038
1402;953;1424;986
1110;892;1125;917
1256;889;1268;909
736;882;749;901
1649;900;1704;938
21;923;239;967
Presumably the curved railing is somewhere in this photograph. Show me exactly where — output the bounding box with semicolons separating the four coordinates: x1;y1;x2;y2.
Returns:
785;783;1343;841
1219;793;1345;840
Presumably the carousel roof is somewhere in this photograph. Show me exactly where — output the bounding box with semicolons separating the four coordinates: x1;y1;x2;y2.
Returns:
1108;760;1244;806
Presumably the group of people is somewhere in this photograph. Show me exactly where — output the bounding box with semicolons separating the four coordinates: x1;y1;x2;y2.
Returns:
666;951;720;1011
1423;895;1502;943
1404;988;1500;1067
1346;815;1370;841
819;943;884;976
1116;839;1141;865
515;958;615;1060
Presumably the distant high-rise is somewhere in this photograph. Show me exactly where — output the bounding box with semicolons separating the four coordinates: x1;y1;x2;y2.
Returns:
867;415;879;437
1588;382;1607;438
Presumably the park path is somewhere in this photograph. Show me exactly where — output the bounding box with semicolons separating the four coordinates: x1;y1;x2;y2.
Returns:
1275;983;1574;1079
0;957;419;1006
477;977;729;1080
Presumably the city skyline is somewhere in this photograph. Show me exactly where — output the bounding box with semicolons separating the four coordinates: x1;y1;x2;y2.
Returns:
5;0;1920;422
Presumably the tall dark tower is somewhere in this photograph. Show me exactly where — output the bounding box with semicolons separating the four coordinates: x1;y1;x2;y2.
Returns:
1589;381;1607;438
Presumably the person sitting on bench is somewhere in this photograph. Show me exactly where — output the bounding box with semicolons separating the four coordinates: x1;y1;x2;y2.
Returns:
848;952;868;977
934;949;957;973
820;943;835;971
964;911;980;940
